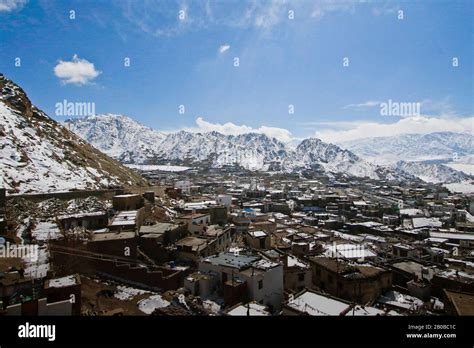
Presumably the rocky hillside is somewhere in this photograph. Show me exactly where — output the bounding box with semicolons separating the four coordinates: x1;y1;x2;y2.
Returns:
0;74;147;194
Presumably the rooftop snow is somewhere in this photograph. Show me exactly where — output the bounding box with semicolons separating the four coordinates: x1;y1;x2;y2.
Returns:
137;295;170;314
248;230;267;238
47;275;77;288
32;221;61;241
227;303;270;316
287;290;349;316
204;252;260;269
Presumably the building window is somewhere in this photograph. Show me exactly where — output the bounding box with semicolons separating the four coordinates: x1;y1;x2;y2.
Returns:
258;280;263;289
298;273;305;282
316;269;321;277
328;275;333;284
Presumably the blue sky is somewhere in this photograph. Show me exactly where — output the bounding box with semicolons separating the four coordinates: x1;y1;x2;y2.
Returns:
0;0;472;143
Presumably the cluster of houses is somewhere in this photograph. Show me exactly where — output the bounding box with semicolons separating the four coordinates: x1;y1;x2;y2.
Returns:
0;173;473;316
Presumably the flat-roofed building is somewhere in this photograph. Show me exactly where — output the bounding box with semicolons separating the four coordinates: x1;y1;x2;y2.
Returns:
199;252;283;312
44;274;81;315
112;194;144;211
108;209;145;232
245;230;271;250
58;211;108;231
309;257;392;304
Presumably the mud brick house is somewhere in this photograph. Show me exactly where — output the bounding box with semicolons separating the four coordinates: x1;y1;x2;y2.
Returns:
58;211;108;231
245;230;271;250
139;222;187;244
209;206;228;225
431;269;474;297
112;194;144;211
309;257;392;304
283;255;312;293
44;274;81;315
108;209;145;232
49;240;184;291
175;236;216;263
387;259;437;287
89;230;137;259
175;213;211;232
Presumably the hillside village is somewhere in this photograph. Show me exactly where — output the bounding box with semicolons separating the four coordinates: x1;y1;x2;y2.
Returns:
1;164;473;316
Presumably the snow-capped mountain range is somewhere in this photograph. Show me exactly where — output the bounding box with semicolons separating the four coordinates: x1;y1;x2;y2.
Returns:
65;114;416;182
395;161;471;184
64;114;473;185
339;132;474;165
0;74;146;194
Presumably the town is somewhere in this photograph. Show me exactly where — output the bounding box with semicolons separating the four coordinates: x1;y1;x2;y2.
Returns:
1;165;473;316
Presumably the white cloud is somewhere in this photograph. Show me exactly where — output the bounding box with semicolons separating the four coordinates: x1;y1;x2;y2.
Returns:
372;3;399;17
343;100;381;109
311;0;356;19
0;0;27;12
54;54;101;85
314;115;474;143
187;117;294;143
219;44;230;54
254;0;287;29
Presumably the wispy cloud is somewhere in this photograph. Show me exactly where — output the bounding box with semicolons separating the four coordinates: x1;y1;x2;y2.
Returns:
218;44;230;54
184;116;294;143
54;54;101;85
371;3;400;16
315;115;474;143
254;0;288;29
311;0;357;19
0;0;27;12
117;0;367;37
343;100;382;109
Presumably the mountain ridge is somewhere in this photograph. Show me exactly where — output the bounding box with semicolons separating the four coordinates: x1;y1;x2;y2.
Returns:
64;114;419;182
0;74;147;194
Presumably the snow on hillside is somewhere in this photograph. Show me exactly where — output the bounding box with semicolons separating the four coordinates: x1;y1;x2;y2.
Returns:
339;132;474;165
444;181;474;194
66;114;409;181
395;161;472;184
63;114;166;163
65;114;471;184
287;138;381;179
0;74;147;194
